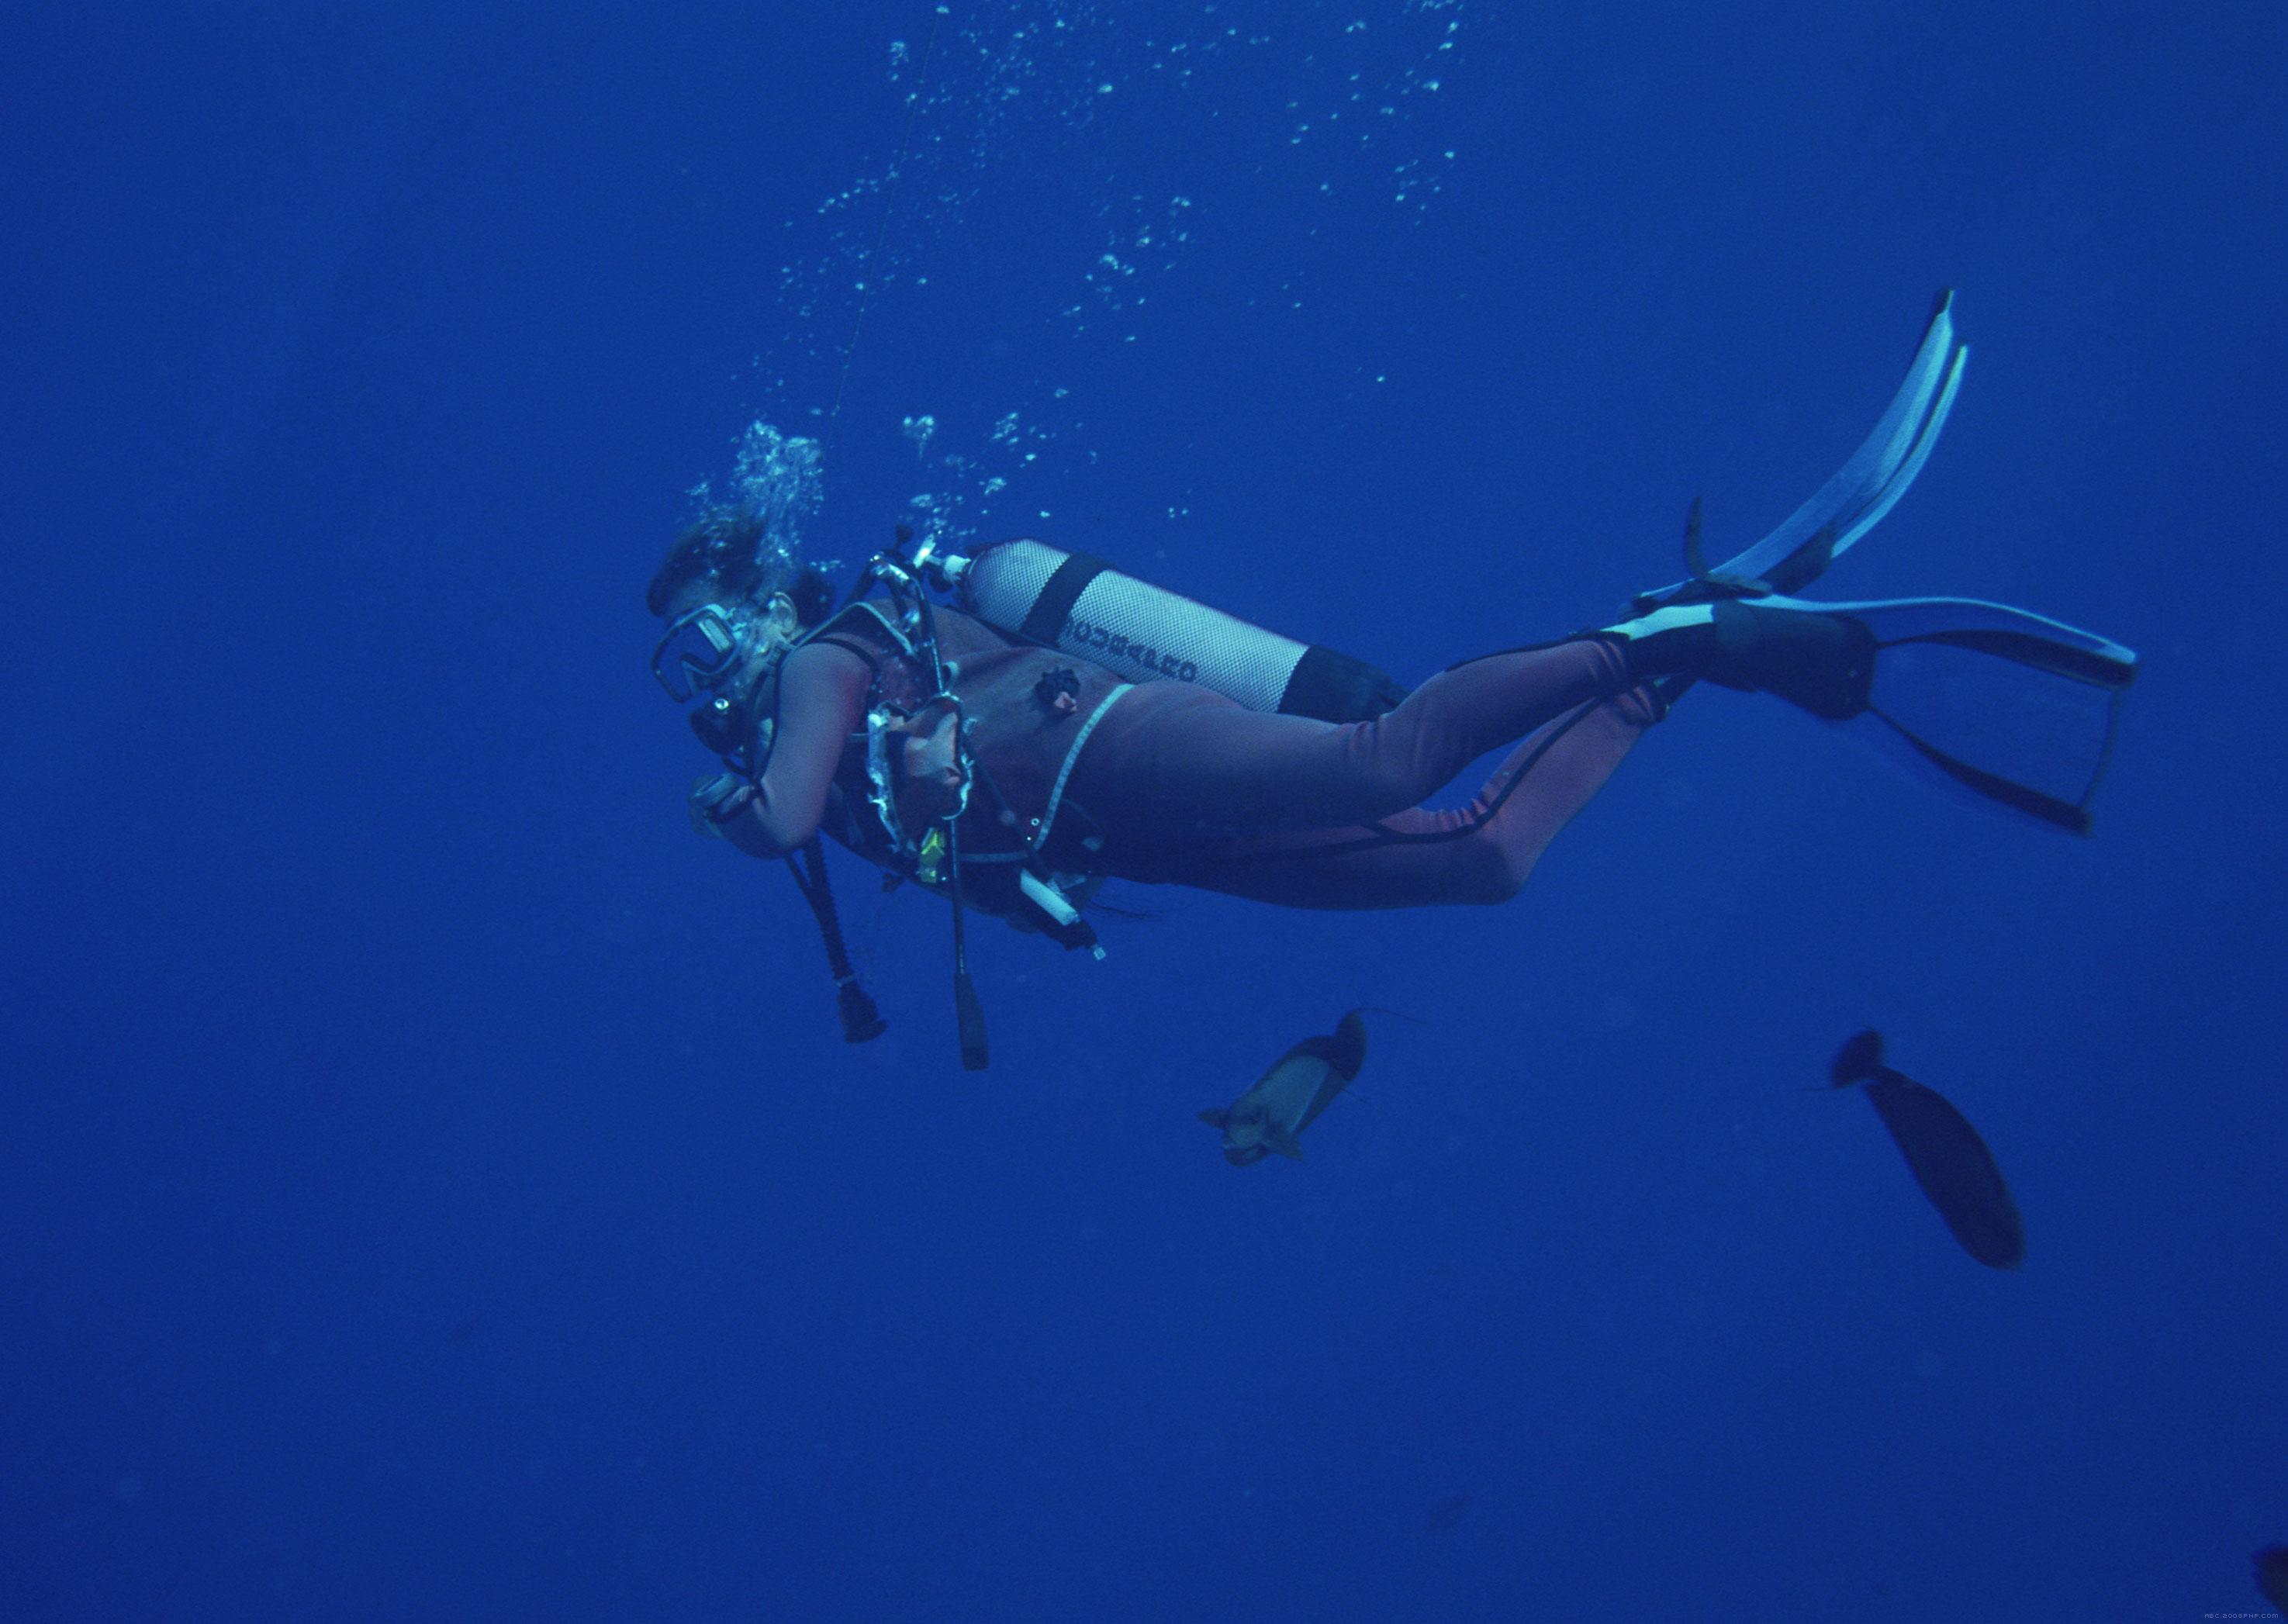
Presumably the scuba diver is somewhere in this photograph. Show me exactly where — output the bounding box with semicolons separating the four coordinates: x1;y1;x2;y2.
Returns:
651;295;2135;1066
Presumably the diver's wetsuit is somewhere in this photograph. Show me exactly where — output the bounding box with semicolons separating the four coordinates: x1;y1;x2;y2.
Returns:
1064;638;1659;908
732;604;1659;910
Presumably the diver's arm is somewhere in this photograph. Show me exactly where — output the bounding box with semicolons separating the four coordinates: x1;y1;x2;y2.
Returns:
699;641;873;859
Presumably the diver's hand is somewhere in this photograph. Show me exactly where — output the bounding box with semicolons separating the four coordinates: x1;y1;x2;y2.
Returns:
901;707;966;809
688;772;756;838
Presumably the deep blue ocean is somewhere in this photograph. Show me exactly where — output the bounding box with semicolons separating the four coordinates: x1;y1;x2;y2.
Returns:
5;4;2283;1619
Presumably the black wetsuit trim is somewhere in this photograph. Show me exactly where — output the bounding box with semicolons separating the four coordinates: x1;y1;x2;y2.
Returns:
1206;697;1606;864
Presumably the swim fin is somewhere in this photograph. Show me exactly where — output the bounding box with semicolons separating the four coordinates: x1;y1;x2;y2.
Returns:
1716;593;2137;834
1611;294;2135;831
1636;290;1968;612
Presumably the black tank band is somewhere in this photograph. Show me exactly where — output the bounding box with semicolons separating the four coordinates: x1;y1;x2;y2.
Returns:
1018;551;1113;645
1279;644;1410;723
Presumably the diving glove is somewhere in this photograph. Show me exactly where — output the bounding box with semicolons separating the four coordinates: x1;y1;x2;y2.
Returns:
688;772;755;838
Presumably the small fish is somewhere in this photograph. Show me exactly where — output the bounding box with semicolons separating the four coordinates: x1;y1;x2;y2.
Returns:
1199;1011;1367;1165
1830;1029;2024;1269
2256;1545;2288;1613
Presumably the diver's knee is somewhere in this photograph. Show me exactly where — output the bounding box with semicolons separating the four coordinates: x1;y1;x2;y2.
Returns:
1353;758;1442;820
1460;845;1531;905
1612;685;1666;730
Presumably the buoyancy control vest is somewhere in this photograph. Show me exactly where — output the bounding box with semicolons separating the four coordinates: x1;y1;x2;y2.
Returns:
774;531;1411;1069
798;596;1118;934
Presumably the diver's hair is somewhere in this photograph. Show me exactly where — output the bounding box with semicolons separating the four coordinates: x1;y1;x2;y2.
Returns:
783;562;835;627
646;506;834;626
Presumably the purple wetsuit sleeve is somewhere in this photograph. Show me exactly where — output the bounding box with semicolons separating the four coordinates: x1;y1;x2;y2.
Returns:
722;641;873;858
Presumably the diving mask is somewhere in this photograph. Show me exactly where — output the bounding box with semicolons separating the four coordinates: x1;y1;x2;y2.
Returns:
653;602;778;771
651;603;756;703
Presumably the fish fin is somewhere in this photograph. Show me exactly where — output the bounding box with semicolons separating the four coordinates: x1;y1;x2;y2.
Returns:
1197;1108;1229;1130
1830;1028;1885;1087
1281;1036;1346;1071
1265;1130;1306;1162
1295;1071;1359;1136
1287;1025;1367;1079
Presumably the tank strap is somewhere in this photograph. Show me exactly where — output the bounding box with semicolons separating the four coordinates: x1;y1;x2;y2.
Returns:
1017;550;1114;644
803;599;921;665
804;632;883;673
1031;683;1132;856
784;837;887;1044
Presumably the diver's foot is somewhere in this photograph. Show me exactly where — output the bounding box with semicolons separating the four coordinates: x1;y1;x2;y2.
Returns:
1602;599;1875;720
1598;601;1719;677
1707;599;1875;719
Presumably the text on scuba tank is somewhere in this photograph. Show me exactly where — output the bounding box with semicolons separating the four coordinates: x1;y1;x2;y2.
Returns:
1063;617;1200;682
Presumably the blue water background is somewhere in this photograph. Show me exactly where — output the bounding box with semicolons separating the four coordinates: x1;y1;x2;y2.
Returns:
5;3;2283;1618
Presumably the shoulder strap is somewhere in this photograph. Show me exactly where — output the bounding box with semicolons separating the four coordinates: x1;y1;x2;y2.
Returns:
784;836;887;1045
804;632;883;672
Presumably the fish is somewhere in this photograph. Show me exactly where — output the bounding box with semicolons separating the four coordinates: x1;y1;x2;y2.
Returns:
1830;1029;2024;1270
2256;1545;2288;1613
1198;1011;1367;1165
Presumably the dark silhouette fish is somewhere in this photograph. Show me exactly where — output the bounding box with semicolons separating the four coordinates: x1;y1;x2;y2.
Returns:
1198;1011;1367;1165
1830;1029;2024;1270
2256;1546;2288;1613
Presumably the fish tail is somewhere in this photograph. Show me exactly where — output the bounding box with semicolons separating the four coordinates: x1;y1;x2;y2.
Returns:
1331;1011;1369;1077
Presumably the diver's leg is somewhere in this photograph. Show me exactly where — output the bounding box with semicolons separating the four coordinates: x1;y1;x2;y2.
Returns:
1111;691;1657;909
1070;637;1654;844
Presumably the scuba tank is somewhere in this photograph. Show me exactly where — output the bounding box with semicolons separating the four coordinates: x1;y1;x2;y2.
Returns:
938;537;1408;724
